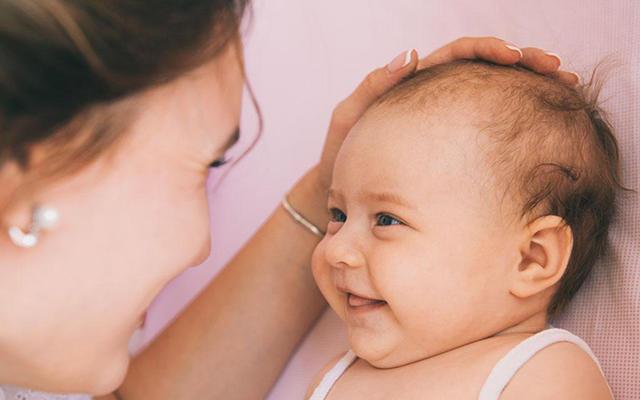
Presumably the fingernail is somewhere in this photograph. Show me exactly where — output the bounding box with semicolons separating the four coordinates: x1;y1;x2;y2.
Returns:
387;49;414;72
505;44;523;58
544;51;562;66
570;71;582;85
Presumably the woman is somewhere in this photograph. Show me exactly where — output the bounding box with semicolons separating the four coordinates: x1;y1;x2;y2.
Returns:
0;1;573;398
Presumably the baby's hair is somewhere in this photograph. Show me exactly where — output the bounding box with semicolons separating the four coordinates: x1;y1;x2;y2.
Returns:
373;60;628;317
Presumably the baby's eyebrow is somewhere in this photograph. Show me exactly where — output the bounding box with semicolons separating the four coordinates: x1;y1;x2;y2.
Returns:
329;188;416;210
327;188;415;209
363;191;414;209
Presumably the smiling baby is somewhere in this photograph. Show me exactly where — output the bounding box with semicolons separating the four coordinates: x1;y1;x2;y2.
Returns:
308;60;621;399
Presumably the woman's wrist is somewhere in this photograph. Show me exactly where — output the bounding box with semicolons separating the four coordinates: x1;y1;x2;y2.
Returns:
286;165;330;234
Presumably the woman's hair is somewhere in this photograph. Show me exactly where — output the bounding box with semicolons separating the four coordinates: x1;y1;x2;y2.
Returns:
0;0;248;212
375;60;628;318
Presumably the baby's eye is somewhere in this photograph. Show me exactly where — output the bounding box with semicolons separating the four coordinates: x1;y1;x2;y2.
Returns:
376;213;403;227
328;207;347;223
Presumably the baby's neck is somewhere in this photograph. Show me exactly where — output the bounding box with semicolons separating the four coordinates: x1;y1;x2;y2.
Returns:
491;310;549;339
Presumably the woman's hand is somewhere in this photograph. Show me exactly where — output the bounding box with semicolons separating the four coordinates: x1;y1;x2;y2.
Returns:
313;37;577;197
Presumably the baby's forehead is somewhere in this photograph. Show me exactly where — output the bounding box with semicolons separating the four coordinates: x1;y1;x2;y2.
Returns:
334;105;509;223
340;104;497;190
353;89;489;160
343;60;599;212
340;73;504;182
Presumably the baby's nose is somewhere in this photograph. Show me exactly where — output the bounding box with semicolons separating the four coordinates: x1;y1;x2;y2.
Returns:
324;232;366;269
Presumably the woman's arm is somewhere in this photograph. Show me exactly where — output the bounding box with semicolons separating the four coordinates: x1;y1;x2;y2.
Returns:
110;38;568;400
114;46;421;400
118;167;332;400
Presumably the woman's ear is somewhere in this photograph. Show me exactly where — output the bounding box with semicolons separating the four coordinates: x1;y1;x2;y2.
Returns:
510;215;573;299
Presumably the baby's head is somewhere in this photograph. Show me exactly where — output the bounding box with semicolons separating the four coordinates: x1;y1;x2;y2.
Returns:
312;60;623;368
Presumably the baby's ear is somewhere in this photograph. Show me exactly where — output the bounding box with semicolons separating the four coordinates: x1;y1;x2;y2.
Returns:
510;215;573;299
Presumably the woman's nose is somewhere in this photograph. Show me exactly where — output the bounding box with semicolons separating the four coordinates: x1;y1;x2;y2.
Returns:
323;229;365;269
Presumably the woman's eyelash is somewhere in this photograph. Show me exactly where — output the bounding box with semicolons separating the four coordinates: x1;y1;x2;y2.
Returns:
209;155;232;169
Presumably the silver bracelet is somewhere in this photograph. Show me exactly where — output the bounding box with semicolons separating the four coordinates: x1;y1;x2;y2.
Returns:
281;195;325;238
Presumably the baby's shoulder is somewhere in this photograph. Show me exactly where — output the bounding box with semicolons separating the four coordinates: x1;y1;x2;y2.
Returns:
306;342;507;400
306;333;612;400
500;340;612;400
305;351;351;400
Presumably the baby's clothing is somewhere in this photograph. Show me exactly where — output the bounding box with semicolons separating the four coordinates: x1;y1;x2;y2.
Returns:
309;327;612;400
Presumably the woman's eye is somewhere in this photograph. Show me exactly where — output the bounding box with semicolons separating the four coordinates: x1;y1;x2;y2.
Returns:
209;155;231;169
376;213;403;226
329;208;347;223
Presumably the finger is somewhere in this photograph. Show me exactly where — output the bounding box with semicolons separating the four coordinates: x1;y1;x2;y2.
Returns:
519;47;561;74
418;36;522;70
551;70;581;86
330;50;418;135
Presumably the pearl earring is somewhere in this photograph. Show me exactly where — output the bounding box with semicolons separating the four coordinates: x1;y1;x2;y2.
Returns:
8;205;60;248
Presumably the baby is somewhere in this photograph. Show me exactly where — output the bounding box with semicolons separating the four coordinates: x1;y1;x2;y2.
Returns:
307;60;621;399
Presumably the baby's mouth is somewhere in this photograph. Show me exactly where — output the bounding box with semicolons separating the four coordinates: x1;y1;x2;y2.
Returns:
347;292;387;308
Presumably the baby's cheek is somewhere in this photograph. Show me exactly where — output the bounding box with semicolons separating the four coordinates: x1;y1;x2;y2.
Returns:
372;257;450;328
311;241;346;319
310;242;327;285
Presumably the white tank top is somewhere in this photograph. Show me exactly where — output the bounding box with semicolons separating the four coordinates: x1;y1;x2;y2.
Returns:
309;328;612;400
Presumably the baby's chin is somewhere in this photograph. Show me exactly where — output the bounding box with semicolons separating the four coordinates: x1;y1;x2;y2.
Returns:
348;328;432;369
352;344;433;369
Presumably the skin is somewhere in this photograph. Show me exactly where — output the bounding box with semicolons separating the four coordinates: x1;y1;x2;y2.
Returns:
312;105;530;368
309;99;612;398
0;42;244;393
0;32;575;398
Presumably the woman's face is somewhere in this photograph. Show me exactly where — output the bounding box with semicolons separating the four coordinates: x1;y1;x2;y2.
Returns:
0;43;244;394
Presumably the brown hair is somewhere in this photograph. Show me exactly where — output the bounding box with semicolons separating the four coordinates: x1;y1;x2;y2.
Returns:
375;60;628;317
0;0;249;213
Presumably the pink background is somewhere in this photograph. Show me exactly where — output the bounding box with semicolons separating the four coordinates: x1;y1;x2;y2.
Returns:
131;1;639;399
